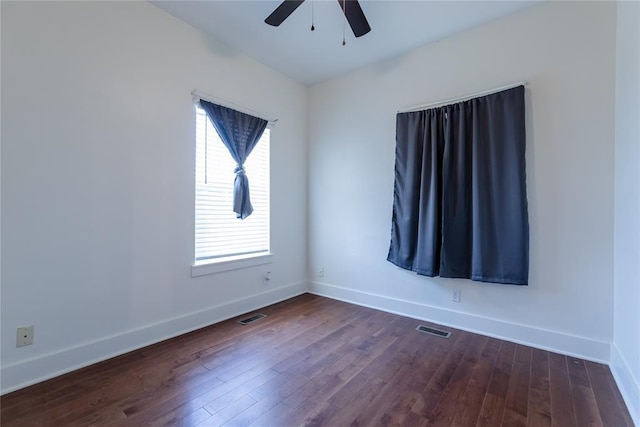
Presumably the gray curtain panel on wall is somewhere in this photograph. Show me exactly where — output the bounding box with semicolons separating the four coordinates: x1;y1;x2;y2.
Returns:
387;85;528;285
200;100;268;219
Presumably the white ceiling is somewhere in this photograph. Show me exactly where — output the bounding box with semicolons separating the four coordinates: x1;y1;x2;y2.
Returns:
151;0;540;86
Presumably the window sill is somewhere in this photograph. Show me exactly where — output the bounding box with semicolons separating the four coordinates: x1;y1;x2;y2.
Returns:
191;253;274;277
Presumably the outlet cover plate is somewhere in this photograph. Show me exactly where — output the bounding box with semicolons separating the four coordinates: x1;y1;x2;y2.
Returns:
17;326;34;347
452;290;462;303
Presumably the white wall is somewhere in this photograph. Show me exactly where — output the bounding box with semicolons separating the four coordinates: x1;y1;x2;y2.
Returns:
0;1;308;393
612;1;640;424
308;1;617;361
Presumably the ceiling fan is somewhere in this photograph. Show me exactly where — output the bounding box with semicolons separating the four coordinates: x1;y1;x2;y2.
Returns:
265;0;371;38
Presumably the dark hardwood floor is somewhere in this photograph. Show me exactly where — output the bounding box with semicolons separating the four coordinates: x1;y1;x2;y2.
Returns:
1;294;633;426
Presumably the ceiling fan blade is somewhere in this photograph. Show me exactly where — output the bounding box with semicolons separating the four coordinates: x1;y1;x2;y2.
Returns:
338;0;371;38
265;0;305;26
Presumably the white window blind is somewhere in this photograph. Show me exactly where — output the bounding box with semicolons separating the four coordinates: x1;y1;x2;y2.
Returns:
195;105;270;262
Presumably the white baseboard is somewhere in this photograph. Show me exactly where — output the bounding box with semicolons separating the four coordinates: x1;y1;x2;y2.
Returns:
610;344;640;426
0;282;306;395
308;281;611;363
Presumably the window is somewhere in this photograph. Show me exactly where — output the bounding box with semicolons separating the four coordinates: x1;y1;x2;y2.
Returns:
388;85;528;285
194;104;270;268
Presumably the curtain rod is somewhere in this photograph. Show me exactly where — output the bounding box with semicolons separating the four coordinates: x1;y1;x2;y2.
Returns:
397;81;528;114
191;89;278;126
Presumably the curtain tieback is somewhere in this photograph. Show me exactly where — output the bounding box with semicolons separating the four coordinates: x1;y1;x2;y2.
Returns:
234;165;246;175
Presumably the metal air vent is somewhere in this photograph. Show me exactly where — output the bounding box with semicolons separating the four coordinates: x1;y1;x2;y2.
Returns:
416;325;451;338
238;313;267;325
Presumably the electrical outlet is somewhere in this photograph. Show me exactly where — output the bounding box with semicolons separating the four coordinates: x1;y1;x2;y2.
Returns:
318;267;324;278
452;289;461;303
262;271;271;286
16;326;34;347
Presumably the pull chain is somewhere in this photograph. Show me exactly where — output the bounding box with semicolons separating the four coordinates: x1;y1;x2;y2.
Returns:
342;0;346;45
204;116;208;184
310;0;315;31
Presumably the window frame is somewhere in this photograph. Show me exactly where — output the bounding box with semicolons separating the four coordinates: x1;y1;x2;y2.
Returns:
191;252;274;277
191;102;273;277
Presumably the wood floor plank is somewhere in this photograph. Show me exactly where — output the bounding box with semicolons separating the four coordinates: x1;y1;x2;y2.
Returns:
427;334;489;425
450;338;501;426
584;361;633;427
196;395;258;426
567;356;603;427
500;359;530;426
549;352;578;427
475;341;516;426
344;364;417;426
606;366;636;427
0;294;632;427
406;335;451;392
527;348;552;427
153;407;213;426
282;350;360;409
217;393;283;427
501;345;533;426
419;330;474;419
379;388;423;426
324;331;403;410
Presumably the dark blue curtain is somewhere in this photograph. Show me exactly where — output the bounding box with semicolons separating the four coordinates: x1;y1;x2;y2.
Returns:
200;100;268;219
388;86;529;285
